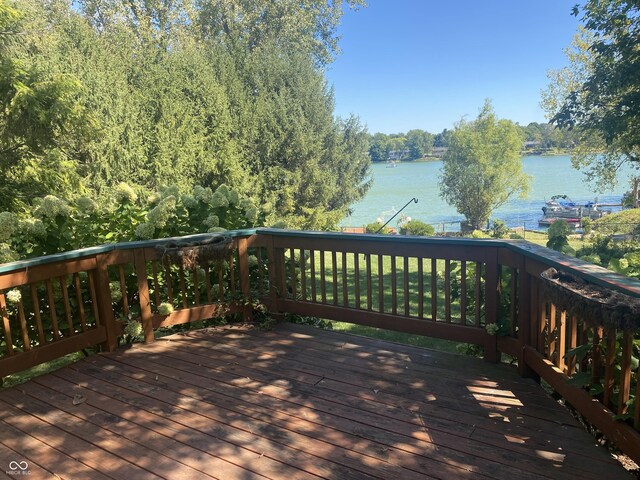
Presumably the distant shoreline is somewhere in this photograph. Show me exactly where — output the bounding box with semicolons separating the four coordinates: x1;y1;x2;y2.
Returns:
374;150;572;165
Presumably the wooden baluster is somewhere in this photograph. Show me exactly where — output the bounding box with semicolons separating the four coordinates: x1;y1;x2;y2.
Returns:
548;303;557;362
320;250;327;304
46;280;60;340
87;271;101;327
619;331;634;415
332;251;338;306
118;265;130;319
237;238;252;321
60;277;74;336
353;253;360;309
603;328;617;408
557;310;566;371
193;268;200;305
591;327;603;385
0;293;13;356
366;254;372;311
73;274;87;332
257;248;265;297
134;249;154;344
567;315;578;376
580;319;590;372
509;267;517;337
310;250;316;302
444;259;451;322
403;257;410;316
204;265;212;304
289;248;297;300
390;255;397;315
460;261;467;325
378;255;384;313
229;253;236;296
218;262;224;301
537;297;547;356
178;265;188;308
431;258;437;321
474;262;482;327
16;295;30;351
301;250;308;301
417;258;424;319
165;265;174;304
30;284;45;343
151;261;161;308
341;252;348;307
95;254;118;352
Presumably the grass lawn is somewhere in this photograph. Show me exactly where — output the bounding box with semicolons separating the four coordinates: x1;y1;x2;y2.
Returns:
326;320;467;355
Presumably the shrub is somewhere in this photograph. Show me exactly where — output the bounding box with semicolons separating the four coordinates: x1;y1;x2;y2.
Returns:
490;219;509;238
365;222;392;234
401;220;435;237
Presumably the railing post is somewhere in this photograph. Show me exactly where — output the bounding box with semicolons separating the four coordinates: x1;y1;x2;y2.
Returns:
264;234;280;314
237;238;252;322
134;249;154;344
517;268;537;378
484;248;499;363
95;254;118;352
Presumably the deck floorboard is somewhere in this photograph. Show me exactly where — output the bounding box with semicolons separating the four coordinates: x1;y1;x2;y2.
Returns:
0;323;633;479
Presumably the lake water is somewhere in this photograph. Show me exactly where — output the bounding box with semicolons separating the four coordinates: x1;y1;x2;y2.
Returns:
341;155;636;231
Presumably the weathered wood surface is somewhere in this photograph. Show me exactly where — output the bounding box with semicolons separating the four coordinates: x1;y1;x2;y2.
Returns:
0;323;632;479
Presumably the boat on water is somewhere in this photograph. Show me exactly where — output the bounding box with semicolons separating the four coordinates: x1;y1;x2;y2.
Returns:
386;160;398;168
538;195;610;227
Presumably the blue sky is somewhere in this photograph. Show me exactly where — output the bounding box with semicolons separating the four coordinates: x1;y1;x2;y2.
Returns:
325;1;581;134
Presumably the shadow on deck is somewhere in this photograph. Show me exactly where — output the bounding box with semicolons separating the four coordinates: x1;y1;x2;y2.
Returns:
0;323;632;479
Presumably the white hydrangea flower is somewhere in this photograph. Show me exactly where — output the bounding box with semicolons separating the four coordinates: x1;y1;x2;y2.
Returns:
215;184;230;198
248;255;259;268
19;217;46;238
0;243;18;264
33;195;70;219
160;185;179;199
124;320;143;338
245;207;259;224
204;214;219;228
5;289;22;304
115;182;138;203
147;196;176;228
158;302;174;315
76;197;98;214
228;190;239;206
0;212;17;241
135;222;155;240
194;186;214;204
181;194;198;209
485;323;500;336
211;191;229;209
109;282;122;302
207;227;227;233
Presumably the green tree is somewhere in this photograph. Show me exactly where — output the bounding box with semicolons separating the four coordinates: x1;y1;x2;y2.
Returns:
0;0;96;211
546;2;640;189
439;101;530;230
546;220;572;253
405;129;433;160
369;133;391;162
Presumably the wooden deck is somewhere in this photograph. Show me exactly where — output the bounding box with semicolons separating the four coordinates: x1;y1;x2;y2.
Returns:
0;323;632;479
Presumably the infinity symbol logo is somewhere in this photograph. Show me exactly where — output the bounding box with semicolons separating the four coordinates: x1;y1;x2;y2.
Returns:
8;461;28;470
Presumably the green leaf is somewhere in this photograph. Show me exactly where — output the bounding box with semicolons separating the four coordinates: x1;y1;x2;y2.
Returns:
566;371;591;387
563;343;591;362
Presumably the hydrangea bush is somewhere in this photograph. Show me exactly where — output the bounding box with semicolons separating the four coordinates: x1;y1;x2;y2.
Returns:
0;183;263;263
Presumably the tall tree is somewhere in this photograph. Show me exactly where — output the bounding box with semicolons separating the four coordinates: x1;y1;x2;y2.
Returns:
548;1;640;189
405;129;433;160
0;0;95;211
439;101;529;230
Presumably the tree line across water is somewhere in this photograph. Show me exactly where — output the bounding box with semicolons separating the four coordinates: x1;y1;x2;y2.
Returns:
368;121;579;163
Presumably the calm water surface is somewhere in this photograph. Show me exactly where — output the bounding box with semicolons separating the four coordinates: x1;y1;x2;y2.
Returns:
341;155;636;231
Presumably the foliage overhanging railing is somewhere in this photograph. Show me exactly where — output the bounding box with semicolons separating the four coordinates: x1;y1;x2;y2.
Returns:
2;228;640;463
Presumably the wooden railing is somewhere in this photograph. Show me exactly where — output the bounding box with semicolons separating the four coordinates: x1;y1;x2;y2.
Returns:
2;228;640;463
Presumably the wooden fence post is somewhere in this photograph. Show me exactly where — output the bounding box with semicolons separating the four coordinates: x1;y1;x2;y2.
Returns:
134;249;154;344
237;238;252;322
95;254;118;352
